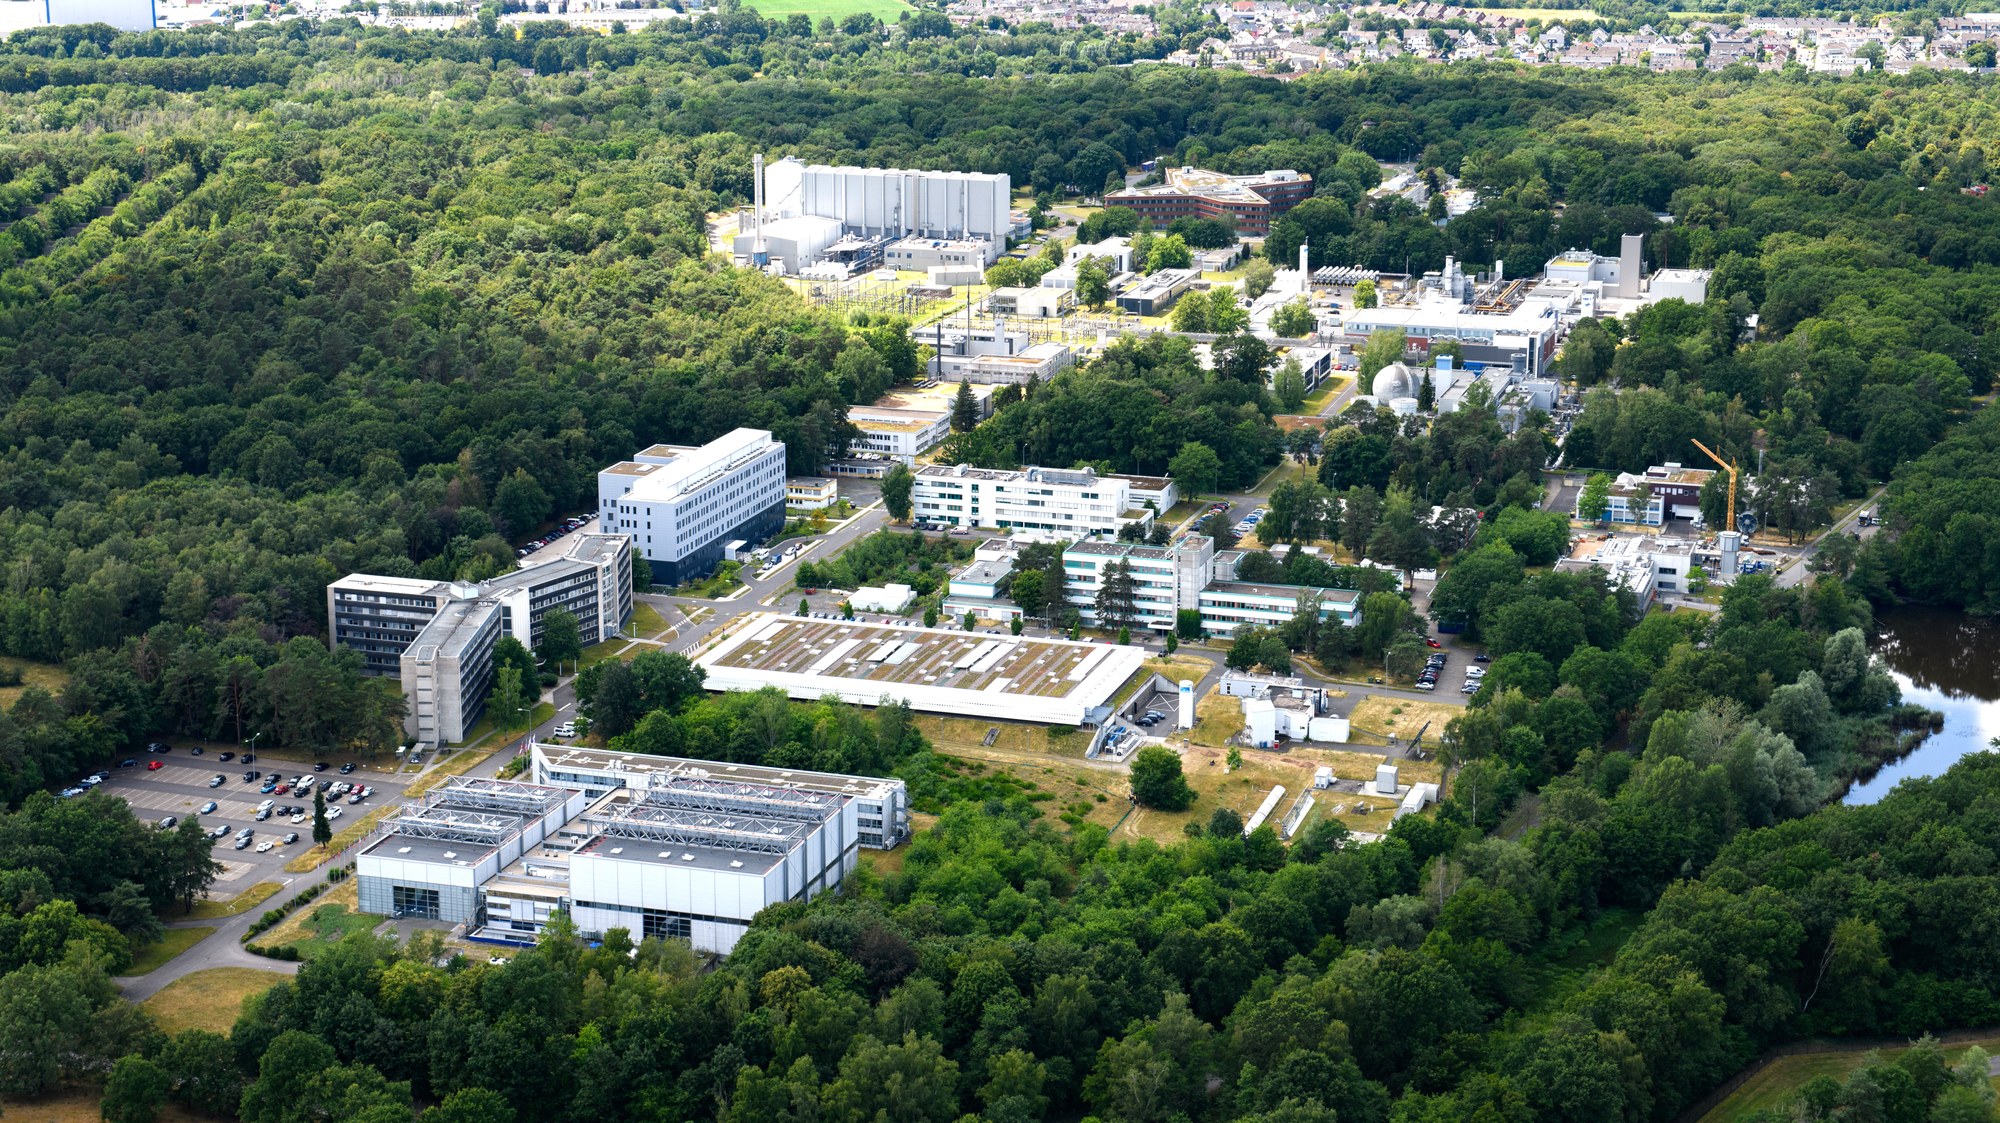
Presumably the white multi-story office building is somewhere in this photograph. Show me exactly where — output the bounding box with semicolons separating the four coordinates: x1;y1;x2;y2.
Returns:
328;535;634;745
912;464;1175;537
598;429;788;586
1062;535;1215;631
847;408;951;464
946;533;1372;636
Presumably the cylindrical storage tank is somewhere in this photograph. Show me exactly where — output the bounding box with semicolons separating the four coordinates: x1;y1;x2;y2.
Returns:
1389;396;1419;416
1178;680;1195;729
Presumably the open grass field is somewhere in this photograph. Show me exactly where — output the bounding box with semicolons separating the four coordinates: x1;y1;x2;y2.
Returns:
0;657;66;709
1468;5;1606;17
1347;695;1463;745
914;715;1078;758
0;1089;209;1123
1697;1033;2000;1122
127;926;215;974
182;879;282;920
143;967;288;1035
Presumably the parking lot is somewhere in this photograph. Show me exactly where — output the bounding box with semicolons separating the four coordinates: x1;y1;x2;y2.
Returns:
90;755;413;886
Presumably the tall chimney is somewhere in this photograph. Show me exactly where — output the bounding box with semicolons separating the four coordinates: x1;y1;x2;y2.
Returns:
1299;241;1309;282
751;153;769;266
1618;233;1643;299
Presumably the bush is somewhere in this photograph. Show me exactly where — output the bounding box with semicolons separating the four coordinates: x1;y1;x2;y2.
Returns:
1130;746;1195;810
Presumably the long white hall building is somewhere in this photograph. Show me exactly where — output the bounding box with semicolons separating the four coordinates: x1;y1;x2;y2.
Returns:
354;750;909;955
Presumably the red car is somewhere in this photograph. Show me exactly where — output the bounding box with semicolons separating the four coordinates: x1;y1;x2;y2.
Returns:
1425;638;1443;649
146;761;163;771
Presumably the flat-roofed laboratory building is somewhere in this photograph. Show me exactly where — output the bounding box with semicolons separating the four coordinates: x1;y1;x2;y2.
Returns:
354;768;873;954
531;742;909;850
694;612;1148;726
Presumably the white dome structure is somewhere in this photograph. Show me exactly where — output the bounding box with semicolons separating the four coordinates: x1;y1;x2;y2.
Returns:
1372;361;1419;400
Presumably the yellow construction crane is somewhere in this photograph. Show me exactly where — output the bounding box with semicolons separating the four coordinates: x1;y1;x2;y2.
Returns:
1691;438;1738;531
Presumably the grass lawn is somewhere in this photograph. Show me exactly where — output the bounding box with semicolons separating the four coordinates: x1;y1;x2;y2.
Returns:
127;926;215;974
1187;692;1245;749
254;880;383;961
1;1089;209;1123
914;715;1080;759
143;968;289;1035
1698;1034;2000;1122
581;638;636;669
0;657;66;710
630;601;671;638
181;879;282;920
1472;5;1606;16
1347;695;1462;746
739;0;913;23
1301;374;1351;414
1247;459;1312;498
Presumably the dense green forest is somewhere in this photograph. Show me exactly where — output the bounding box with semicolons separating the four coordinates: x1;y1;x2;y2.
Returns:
1;8;2000;1121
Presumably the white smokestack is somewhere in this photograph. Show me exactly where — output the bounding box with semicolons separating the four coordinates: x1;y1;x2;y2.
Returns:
1299;241;1309;281
1618;233;1643;299
752;153;767;262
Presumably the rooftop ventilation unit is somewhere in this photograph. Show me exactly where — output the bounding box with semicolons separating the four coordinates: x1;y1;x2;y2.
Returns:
397;846;412;854
681;853;695;861
609;847;624;855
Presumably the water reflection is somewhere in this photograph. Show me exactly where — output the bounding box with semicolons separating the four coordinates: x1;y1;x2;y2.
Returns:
1843;606;2000;805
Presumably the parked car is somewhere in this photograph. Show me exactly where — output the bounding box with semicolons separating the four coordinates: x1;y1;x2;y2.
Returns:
339;762;356;774
208;825;228;839
157;816;176;830
256;808;271;821
290;813;306;825
147;761;163;771
218;751;235;762
553;722;577;738
146;742;169;753
256;840;275;853
243;770;259;782
1425;638;1443;649
118;758;137;767
283;832;299;845
199;801;217;814
208;774;224;788
57;786;85;798
313;762;329;772
241;753;255;764
234;835;252;850
327;807;343;821
1473;654;1491;662
189;746;203;755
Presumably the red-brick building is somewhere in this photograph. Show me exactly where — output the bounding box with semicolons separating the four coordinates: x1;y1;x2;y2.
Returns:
1105;167;1314;236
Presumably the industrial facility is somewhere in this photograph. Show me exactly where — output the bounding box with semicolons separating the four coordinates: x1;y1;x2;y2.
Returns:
694;613;1149;726
734;155;1019;276
355;755;910;954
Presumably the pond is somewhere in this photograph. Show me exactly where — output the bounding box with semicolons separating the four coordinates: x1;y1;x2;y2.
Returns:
1843;605;2000;805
